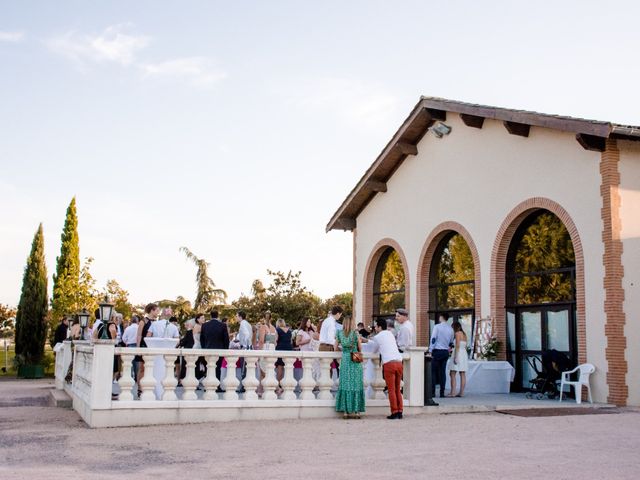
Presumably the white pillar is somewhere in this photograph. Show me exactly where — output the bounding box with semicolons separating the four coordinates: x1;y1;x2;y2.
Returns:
91;341;117;409
118;353;135;401
139;354;157;401
281;356;297;400
405;347;427;406
162;353;179;401
202;354;220;400
223;354;240;400
182;354;199;401
262;355;279;400
299;356;317;400
243;356;260;401
317;357;334;400
372;357;387;400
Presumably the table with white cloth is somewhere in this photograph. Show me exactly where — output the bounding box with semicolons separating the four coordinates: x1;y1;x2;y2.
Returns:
445;360;515;394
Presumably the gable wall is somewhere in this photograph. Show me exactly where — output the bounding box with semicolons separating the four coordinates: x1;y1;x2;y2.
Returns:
353;113;610;402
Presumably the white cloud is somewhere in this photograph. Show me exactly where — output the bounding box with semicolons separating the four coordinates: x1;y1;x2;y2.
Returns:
285;77;399;128
0;31;25;42
141;57;227;87
46;24;149;66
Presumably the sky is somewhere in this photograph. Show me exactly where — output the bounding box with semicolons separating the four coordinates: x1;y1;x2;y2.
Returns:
1;1;640;308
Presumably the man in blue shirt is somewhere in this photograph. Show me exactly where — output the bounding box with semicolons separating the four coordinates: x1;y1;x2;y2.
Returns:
429;314;454;398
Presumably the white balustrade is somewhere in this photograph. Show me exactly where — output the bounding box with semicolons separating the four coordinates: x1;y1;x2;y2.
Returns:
202;354;220;400
261;354;279;400
222;355;241;400
242;356;260;400
162;353;178;401
70;344;426;427
182;354;199;401
299;357;317;400
139;354;157;401
317;357;334;400
118;353;135;401
281;357;297;400
372;357;387;400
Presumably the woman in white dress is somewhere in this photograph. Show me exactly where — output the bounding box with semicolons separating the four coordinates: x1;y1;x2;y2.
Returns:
192;313;205;348
449;321;469;397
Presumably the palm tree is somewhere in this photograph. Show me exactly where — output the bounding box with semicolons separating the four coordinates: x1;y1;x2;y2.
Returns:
179;247;227;311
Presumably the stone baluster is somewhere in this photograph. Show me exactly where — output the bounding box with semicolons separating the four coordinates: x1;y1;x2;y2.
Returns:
281;357;297;400
372;357;387;400
118;353;135;401
182;354;199;401
162;353;179;401
331;360;340;392
317;357;334;400
242;356;260;400
139;354;157;401
362;359;371;399
299;357;316;400
261;354;279;400
223;354;241;400
202;354;220;400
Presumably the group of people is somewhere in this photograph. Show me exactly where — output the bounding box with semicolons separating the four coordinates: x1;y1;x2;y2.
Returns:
53;302;468;419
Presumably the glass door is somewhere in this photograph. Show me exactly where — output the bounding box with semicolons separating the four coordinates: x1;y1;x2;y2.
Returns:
507;305;575;391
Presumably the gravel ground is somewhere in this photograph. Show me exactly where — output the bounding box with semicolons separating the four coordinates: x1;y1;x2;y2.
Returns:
1;379;639;480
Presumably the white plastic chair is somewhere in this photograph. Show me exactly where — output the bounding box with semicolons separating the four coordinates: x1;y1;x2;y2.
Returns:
559;363;595;404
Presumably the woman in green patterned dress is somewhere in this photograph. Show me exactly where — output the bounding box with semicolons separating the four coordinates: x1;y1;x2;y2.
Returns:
334;317;365;418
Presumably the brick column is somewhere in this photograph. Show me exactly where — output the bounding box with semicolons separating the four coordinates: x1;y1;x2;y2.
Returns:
600;139;628;406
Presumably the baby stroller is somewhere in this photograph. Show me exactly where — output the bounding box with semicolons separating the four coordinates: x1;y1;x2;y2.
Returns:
525;350;572;400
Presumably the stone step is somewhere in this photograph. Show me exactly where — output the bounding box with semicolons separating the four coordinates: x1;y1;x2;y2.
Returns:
49;389;72;408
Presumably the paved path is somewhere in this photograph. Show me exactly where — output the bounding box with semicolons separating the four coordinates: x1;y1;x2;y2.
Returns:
1;379;639;479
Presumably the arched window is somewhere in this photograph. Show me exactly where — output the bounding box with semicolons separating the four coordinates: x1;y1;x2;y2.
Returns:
372;247;405;325
505;210;577;391
428;232;475;340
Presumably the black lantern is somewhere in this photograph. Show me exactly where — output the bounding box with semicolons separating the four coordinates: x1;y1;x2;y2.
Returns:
98;296;114;339
78;308;90;340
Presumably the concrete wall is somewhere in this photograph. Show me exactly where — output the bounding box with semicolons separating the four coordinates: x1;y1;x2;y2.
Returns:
619;140;640;406
353;113;611;402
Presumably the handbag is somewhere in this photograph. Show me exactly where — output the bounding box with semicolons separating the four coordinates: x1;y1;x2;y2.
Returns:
351;351;363;363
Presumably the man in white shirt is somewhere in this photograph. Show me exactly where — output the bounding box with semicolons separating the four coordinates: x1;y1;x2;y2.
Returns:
395;308;415;352
149;308;180;339
369;318;404;419
236;312;253;348
121;316;139;346
319;306;343;351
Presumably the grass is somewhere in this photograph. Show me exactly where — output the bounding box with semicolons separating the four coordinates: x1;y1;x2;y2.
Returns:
0;344;56;377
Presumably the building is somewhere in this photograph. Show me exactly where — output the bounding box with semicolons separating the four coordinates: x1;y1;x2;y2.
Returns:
327;97;640;406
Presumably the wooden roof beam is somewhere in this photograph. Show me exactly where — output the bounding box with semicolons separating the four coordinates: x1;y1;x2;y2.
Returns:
426;108;447;121
504;121;530;137
576;133;606;152
336;217;356;231
394;142;418;156
364;180;387;192
460;113;485;129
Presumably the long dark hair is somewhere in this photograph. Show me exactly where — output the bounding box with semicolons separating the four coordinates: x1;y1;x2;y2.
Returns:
298;316;310;331
452;321;466;338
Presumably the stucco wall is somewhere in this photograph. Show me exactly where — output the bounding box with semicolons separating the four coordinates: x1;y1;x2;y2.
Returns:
619;140;640;406
353;113;610;402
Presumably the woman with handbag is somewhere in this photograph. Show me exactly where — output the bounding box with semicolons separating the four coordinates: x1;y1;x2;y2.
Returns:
334;317;365;419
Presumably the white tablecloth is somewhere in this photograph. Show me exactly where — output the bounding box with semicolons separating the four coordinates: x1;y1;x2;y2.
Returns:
445;360;515;394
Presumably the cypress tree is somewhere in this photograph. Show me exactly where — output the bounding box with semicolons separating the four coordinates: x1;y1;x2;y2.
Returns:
51;197;80;327
15;224;49;364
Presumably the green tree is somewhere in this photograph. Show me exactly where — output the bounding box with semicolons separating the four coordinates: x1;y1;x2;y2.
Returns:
15;224;49;364
157;296;193;322
435;233;474;309
51;197;80;327
103;279;134;319
0;304;17;339
180;246;228;311
77;257;99;321
378;250;406;314
322;292;353;319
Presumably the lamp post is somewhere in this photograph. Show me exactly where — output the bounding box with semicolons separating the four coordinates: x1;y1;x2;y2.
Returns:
98;296;114;340
78;309;90;340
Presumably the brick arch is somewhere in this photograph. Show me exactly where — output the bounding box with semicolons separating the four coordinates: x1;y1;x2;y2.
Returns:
362;238;411;328
416;222;482;347
490;197;586;365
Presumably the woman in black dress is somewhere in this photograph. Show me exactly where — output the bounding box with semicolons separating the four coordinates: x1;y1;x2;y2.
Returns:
275;318;293;394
